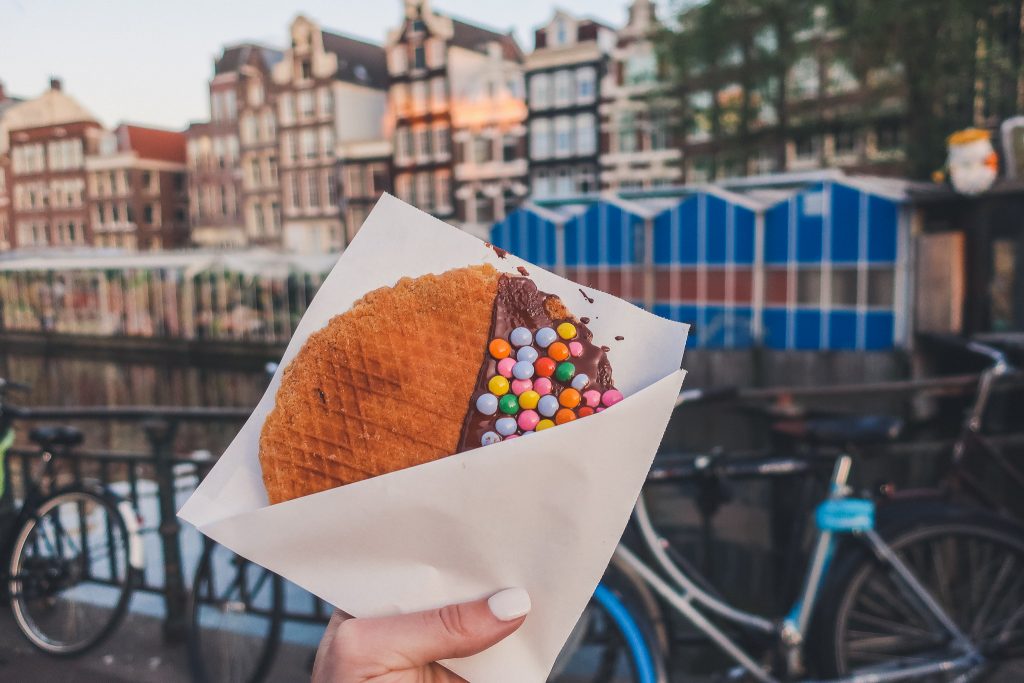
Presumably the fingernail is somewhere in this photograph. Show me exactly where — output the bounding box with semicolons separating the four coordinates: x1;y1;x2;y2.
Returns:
488;588;531;621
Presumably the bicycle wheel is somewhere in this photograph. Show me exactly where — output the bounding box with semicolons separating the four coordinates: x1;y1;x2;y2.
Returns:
812;503;1024;681
187;540;283;683
549;582;665;683
7;488;133;655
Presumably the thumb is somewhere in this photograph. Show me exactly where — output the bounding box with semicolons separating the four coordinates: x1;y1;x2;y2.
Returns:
343;588;531;668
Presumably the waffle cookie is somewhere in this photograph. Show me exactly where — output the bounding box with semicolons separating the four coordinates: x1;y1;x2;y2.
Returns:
258;264;621;505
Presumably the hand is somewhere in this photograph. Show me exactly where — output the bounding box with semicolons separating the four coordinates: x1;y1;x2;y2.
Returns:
312;588;531;682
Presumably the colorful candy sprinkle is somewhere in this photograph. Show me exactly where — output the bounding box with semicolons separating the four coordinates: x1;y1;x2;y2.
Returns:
516;346;539;364
504;434;520;440
555;408;577;425
555;361;575;383
535;327;557;348
517;410;540;431
481;431;502;446
571;373;590;391
518;390;540;410
495;417;518;436
578;406;595;418
488;375;510;396
535;357;556;377
489;338;511;359
533;377;553;395
499;394;520;415
602;389;624;407
559;388;581;409
557;322;577;340
548;342;569;361
582;389;601;407
537;394;559;417
512;361;535;380
569;341;584;357
496;357;515;378
509;327;533;347
511;378;533;395
476;393;498;415
536;419;555;431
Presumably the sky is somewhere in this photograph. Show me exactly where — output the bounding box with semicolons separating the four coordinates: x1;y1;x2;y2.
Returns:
0;0;672;131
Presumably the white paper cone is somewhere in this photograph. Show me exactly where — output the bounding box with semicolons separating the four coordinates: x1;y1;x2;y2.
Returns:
179;194;688;681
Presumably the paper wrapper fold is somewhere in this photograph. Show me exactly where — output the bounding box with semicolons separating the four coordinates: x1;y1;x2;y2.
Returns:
178;194;688;682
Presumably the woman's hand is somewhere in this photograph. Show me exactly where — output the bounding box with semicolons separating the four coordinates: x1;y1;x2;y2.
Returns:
312;588;531;682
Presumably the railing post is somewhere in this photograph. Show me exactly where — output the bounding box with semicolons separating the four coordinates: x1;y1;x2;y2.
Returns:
144;418;186;642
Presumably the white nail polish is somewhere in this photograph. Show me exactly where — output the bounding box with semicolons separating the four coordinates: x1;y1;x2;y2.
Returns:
488;588;531;621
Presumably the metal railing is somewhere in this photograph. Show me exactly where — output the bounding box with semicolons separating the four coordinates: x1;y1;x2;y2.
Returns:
6;369;1016;640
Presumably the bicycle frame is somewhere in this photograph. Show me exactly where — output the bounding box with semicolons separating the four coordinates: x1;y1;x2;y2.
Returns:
615;455;984;683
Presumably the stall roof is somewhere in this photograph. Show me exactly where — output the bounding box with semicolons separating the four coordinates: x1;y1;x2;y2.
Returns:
0;248;339;276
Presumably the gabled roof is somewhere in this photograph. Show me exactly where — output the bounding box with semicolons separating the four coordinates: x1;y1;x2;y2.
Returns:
214;43;284;75
118;124;187;164
321;31;389;89
450;17;523;61
4;85;98;132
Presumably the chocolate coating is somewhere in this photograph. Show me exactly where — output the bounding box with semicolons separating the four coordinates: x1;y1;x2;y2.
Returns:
458;274;617;452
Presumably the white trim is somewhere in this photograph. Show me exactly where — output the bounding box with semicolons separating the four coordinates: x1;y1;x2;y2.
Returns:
893;204;911;347
725;203;735;348
697;193;707;344
856;190;869;350
669;203;680;312
820;183;832;348
751;209;765;344
786;197;797;349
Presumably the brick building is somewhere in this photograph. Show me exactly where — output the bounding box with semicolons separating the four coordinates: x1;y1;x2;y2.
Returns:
0;80;26;250
273;16;389;253
525;10;615;199
3;79;103;249
337;138;392;243
386;0;523;229
187;43;282;247
600;0;682;191
86;124;188;249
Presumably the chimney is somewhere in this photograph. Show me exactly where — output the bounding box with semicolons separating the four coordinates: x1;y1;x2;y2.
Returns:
49;77;62;91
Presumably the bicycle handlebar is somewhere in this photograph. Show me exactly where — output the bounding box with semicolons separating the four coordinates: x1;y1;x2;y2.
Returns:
0;379;30;394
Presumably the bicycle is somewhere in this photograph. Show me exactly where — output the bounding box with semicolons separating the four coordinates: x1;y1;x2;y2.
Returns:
0;377;144;655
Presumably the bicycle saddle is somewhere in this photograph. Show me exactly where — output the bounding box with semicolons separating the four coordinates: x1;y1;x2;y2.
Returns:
772;415;903;447
28;425;84;449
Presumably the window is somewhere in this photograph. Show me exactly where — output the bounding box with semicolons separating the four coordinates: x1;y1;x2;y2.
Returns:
530;119;551;159
797;268;822;305
625;52;657;86
371;166;388;194
795;134;820;160
288;174;300;209
262;110;276;140
270;202;281;232
554;70;572;106
141;171;153;191
279;94;295;124
834;127;858;154
251;158;262;186
396;174;412;203
416;128;432;158
555;167;573;195
435;171;451;211
576;113;596;155
414;45;426;70
248;80;264;106
320;127;335;158
554;19;569;46
555;116;573;156
618;111;636;153
867;268;895;307
397;128;413;163
144;203;155;224
650;111;669;150
325;170;337;207
433;125;449;158
576;67;596;102
301;59;312;80
254;202;265;234
475;192;493;223
300;91;315;119
576;169;595;194
302;130;318;160
876;122;903;151
530;74;551;110
474;136;492;163
831;268;858;306
503;134;518;162
789;56;820;99
283;132;298;163
307;170;320;207
416;172;433;210
320;87;334;116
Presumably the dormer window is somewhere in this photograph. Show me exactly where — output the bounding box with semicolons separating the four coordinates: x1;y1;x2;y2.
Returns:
301;59;312;80
414;45;426;70
412;19;426;33
555;19;568;46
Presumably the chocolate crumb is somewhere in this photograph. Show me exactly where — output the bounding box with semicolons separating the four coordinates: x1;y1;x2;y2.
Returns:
601;345;611;352
580;316;590;324
579;288;595;304
316;388;326;404
615;335;624;341
516;266;529;276
492;245;508;259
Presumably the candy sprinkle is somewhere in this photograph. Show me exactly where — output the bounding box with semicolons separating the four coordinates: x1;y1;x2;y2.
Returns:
571;373;590;391
495;417;518;436
537;394;559;417
568;341;584;357
516;346;539;364
554;361;576;383
496;357;516;378
476;393;498;415
489;338;511;359
518;390;540;410
557;322;577;340
536;419;555;431
533;377;553;395
499;394;520;415
535;357;556;377
509;327;533;347
548;342;570;361
555;408;577;425
481;431;502;446
512;361;535;380
559;388;581;409
535;327;557;348
488;375;510;396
